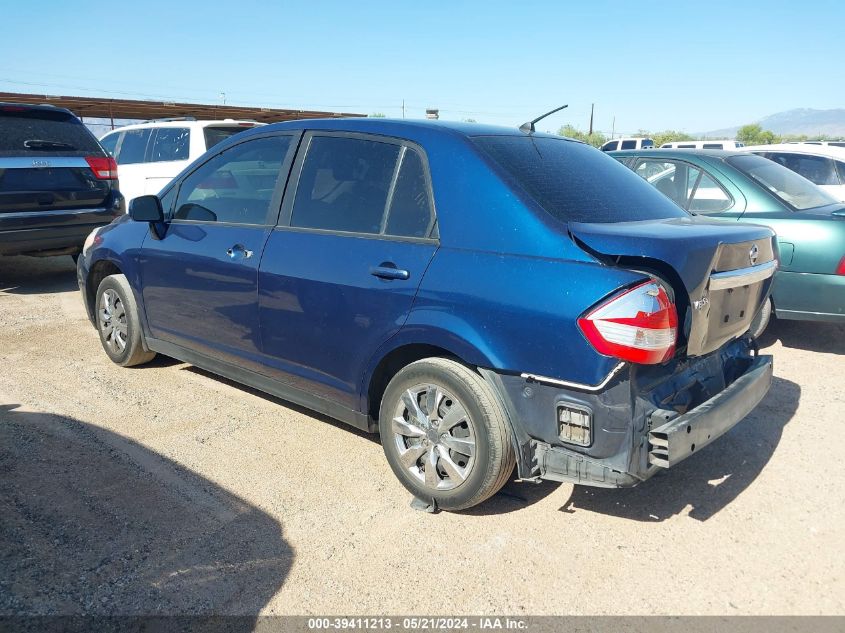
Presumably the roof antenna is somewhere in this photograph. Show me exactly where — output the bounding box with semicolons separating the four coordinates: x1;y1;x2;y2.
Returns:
519;104;568;134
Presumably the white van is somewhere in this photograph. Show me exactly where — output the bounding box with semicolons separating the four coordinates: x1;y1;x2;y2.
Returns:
600;137;654;152
660;140;745;150
99;118;265;204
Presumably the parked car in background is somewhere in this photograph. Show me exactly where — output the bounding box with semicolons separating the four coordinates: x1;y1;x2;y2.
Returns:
79;120;776;511
600;137;654;151
611;148;845;335
660;140;745;150
741;143;845;201
0;102;122;258
99;118;264;204
784;141;845;148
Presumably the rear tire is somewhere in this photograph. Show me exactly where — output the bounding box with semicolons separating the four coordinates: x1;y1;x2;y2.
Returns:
95;274;156;367
749;296;772;339
379;358;515;511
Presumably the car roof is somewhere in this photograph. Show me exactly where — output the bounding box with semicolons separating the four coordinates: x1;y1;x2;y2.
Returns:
102;119;266;134
237;117;566;141
0;101;76;118
741;143;845;158
608;148;741;159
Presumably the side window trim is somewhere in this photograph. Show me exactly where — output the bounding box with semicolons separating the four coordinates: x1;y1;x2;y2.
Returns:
277;130;438;242
167;130;301;227
379;145;406;234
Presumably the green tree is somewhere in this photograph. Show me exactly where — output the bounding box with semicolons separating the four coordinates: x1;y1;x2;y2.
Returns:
736;123;779;146
369;112;386;118
649;130;695;147
558;124;607;148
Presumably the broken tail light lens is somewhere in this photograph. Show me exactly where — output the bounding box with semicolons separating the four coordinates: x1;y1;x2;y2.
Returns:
578;280;678;365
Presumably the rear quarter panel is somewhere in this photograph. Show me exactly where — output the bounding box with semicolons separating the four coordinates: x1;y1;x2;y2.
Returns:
390;248;648;385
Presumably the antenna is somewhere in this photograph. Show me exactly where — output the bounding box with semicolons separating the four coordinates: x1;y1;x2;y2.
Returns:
519;104;568;133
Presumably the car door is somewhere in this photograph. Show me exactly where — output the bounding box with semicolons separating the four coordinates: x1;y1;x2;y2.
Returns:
258;132;438;410
139;132;299;368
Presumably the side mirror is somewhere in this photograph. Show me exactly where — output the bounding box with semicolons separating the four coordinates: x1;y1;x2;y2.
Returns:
129;195;164;223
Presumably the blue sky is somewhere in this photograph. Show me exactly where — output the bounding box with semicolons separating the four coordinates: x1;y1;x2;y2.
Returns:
1;0;842;135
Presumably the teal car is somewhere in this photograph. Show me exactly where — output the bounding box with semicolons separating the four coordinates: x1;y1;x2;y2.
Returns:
610;149;845;335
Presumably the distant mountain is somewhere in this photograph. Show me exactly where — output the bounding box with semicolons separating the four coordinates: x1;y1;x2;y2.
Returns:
701;108;845;139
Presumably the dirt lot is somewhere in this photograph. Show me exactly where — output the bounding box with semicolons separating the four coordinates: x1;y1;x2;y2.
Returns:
1;255;843;616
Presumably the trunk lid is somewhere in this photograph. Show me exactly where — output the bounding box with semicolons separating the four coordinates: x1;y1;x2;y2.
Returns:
570;216;777;357
0;157;112;214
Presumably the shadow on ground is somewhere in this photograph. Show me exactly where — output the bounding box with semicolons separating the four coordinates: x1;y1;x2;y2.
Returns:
759;318;845;355
0;256;78;295
560;376;800;522
0;404;291;619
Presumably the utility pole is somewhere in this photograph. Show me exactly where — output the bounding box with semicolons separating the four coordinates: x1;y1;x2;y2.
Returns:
611;116;615;139
402;100;405;119
589;103;595;135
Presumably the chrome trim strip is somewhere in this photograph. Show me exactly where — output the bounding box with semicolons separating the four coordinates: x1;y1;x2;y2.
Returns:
520;362;627;392
709;260;777;291
0;157;90;168
0;207;110;219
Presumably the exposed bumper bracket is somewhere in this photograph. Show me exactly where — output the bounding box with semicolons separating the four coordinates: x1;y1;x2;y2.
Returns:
648;354;773;468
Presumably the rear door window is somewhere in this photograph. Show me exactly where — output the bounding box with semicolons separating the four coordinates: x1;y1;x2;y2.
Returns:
116;129;152;165
290;136;401;234
173;135;291;224
384;147;435;238
688;172;733;213
620;140;636;149
149;128;190;162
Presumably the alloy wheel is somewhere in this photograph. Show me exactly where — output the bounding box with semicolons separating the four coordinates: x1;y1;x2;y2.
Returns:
392;383;476;491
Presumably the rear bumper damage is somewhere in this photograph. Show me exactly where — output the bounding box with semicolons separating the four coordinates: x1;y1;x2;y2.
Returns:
483;338;773;488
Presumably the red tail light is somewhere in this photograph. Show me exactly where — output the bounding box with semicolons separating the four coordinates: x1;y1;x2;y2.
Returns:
85;156;118;179
578;280;678;365
836;256;845;276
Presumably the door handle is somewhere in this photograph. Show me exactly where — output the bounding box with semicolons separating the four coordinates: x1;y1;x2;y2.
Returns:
226;244;253;259
370;265;410;281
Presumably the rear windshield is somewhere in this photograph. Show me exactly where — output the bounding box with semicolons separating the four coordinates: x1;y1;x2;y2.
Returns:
473;136;688;223
203;125;253;150
727;154;838;210
0;107;103;156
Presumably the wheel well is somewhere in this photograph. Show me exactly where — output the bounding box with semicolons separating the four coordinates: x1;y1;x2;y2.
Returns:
366;344;462;423
86;260;122;316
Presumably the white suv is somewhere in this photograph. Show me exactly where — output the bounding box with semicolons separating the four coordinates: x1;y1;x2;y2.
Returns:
600;137;654;151
99;118;265;203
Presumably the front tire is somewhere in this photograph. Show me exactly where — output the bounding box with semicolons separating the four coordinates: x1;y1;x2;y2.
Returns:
95;274;156;367
379;358;515;511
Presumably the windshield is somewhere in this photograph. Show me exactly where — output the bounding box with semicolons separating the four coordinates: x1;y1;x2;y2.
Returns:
472;135;688;223
727;154;838;210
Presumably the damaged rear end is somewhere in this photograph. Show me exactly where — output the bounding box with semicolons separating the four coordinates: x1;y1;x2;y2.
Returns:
474;134;777;487
511;219;776;486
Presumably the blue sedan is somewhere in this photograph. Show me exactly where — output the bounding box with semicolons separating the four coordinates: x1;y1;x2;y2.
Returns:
78;120;776;511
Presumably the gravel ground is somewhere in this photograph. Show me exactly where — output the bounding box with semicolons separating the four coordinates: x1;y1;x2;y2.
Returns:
1;255;843;616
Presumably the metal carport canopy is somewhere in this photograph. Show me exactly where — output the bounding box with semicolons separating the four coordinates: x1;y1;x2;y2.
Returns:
0;91;364;123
